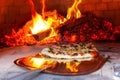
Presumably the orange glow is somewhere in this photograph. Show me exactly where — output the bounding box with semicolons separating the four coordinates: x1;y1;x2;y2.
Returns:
66;0;82;19
30;57;81;72
42;0;46;18
69;34;77;42
30;12;52;34
66;62;80;72
29;0;66;40
5;0;82;46
30;0;82;37
29;0;52;34
30;58;56;69
30;58;46;68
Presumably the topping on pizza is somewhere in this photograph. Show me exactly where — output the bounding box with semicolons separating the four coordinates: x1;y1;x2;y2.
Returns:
39;42;99;61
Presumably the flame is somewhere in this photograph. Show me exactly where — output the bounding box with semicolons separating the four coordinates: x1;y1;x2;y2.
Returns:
42;0;46;18
5;0;82;46
29;57;81;72
29;0;82;38
29;0;52;35
30;12;51;34
66;0;82;19
66;62;80;72
30;58;45;68
30;58;56;69
4;0;120;47
29;0;66;38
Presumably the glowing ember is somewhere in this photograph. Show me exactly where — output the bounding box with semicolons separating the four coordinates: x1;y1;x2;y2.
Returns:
69;34;78;42
60;13;120;42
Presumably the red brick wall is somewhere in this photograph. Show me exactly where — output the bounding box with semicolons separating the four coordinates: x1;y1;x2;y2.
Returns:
0;0;120;29
0;0;32;36
80;0;120;26
0;0;31;25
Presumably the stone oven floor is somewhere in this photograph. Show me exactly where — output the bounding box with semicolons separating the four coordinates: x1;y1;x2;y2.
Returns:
0;42;120;80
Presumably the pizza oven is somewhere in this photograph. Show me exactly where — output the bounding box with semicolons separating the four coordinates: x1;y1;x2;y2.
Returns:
1;0;120;79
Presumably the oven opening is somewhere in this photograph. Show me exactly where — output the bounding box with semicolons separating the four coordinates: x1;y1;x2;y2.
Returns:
0;0;120;48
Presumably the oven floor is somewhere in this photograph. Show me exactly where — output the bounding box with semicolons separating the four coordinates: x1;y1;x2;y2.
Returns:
0;42;120;80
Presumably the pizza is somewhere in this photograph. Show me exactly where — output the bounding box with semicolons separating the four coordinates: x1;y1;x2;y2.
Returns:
39;42;99;62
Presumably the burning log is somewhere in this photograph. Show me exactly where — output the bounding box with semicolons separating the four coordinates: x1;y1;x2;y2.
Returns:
4;12;120;47
33;16;89;41
59;12;120;42
33;29;51;41
59;16;89;35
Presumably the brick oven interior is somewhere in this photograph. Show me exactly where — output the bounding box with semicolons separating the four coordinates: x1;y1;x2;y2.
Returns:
0;0;120;47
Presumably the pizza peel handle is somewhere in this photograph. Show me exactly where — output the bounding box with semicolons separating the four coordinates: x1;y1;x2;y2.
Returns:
9;66;52;80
